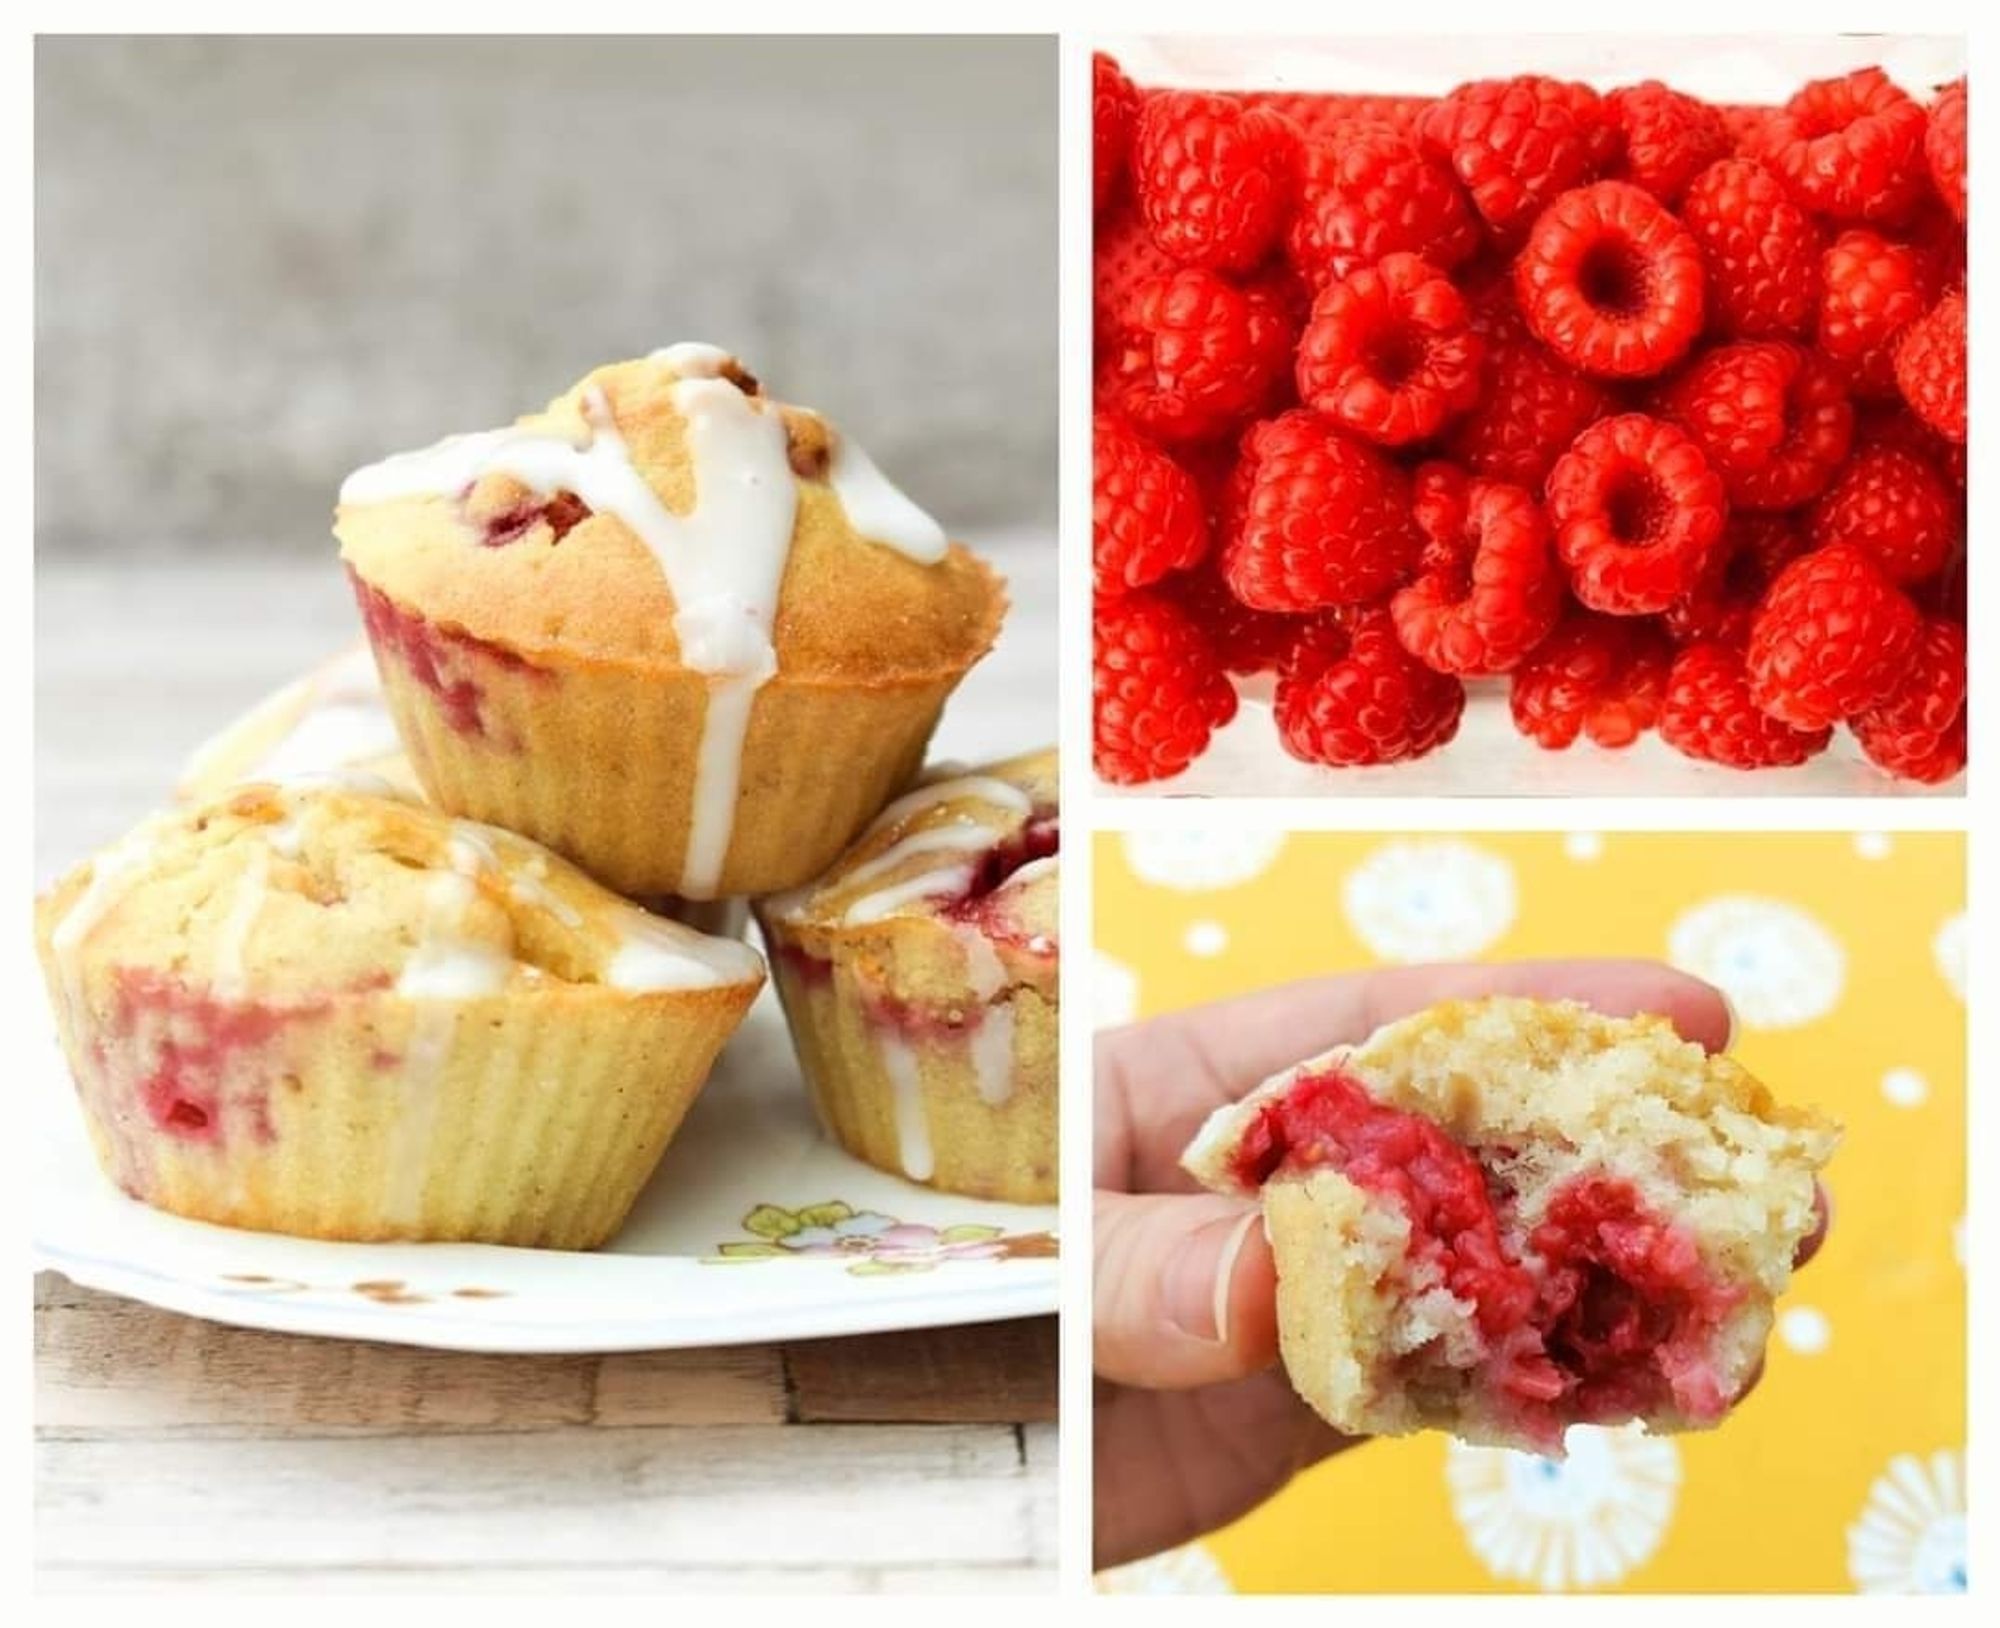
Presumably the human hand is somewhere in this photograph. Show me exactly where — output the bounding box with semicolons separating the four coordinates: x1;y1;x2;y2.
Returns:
1093;958;1827;1570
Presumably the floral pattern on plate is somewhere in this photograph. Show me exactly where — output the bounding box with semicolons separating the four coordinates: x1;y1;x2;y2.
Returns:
707;1201;1057;1276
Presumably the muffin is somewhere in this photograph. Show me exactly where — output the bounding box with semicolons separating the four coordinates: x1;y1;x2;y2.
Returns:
36;781;764;1247
756;749;1057;1202
1184;997;1838;1454
336;343;1006;900
178;643;418;802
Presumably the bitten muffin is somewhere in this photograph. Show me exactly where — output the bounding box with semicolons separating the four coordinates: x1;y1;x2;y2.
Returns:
1185;997;1838;1454
36;780;764;1247
178;644;418;802
756;749;1057;1203
336;343;1006;900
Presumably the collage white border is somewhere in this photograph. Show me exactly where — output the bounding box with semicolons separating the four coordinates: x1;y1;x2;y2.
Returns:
3;0;1988;1614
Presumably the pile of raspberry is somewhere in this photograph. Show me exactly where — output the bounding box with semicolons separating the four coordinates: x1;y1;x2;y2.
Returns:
1093;58;1967;785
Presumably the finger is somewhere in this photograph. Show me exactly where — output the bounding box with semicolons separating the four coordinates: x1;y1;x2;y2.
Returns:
1101;959;1734;1192
1094;1189;1281;1389
1796;1182;1831;1269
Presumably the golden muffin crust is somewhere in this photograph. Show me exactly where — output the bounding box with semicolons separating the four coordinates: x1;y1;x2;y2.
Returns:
37;780;765;1008
335;351;1006;683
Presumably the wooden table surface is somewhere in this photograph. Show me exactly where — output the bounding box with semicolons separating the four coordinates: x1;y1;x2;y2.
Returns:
34;547;1060;1592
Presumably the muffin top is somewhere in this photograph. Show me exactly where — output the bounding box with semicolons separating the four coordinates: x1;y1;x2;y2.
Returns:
763;748;1058;957
177;645;415;804
335;345;1005;684
38;779;766;1007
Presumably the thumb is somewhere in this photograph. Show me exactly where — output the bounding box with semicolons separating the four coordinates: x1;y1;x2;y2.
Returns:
1093;1189;1281;1389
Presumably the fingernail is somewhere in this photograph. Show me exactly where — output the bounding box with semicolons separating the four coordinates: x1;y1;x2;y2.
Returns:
1719;987;1742;1051
1166;1208;1261;1345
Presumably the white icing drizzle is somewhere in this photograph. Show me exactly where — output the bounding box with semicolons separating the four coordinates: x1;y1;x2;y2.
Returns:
967;1000;1017;1107
992;854;1059;894
211;846;271;998
396;834;515;997
826;430;949;563
768;773;1036;927
878;1031;935;1182
605;905;760;992
866;774;1035;832
339;344;949;899
384;835;507;1225
961;930;1008;1000
844;866;976;927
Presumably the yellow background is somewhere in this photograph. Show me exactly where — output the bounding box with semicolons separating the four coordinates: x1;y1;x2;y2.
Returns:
1096;831;1964;1594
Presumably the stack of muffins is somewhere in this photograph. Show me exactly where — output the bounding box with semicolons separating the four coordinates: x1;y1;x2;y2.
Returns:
37;346;1060;1248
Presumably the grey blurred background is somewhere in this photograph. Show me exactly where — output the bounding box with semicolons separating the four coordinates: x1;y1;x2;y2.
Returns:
36;35;1056;876
35;34;1056;555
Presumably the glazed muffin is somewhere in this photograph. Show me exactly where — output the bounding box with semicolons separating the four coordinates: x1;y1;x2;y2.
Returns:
1185;997;1838;1454
178;644;418;802
36;781;764;1248
757;749;1057;1203
336;343;1006;900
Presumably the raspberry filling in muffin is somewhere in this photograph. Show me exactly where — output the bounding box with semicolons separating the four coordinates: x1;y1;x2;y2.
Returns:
1185;997;1835;1454
349;574;548;742
756;750;1058;1201
1228;1065;1743;1441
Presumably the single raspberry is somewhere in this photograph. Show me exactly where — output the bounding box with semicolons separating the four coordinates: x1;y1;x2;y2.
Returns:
1515;181;1706;377
1092;591;1239;784
1658;642;1833;769
1093;53;1139;217
1294;253;1483;447
1744;542;1922;728
1926;78;1967;224
1603;81;1730;203
1817;227;1939;397
1242;91;1433;146
1679;158;1820;339
1850;617;1968;783
1284;123;1480;292
1274;609;1465;766
1855;400;1966;489
1132;90;1299;272
1419;76;1606;239
1894;290;1967;444
1509;611;1673;749
1805;443;1956;585
1162;557;1304;676
1749;68;1928;225
1390;463;1562;675
1661;340;1852;511
1445;290;1609;487
1093;202;1178;350
1221;410;1420;611
1663;514;1807;645
1097;268;1294;443
1545;413;1727;615
1093;414;1210;597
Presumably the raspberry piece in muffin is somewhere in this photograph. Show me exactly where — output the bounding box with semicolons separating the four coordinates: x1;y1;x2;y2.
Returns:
758;751;1057;1203
35;781;764;1246
1185;997;1837;1454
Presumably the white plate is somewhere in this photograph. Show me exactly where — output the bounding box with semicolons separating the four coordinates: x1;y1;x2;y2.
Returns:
33;986;1058;1353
